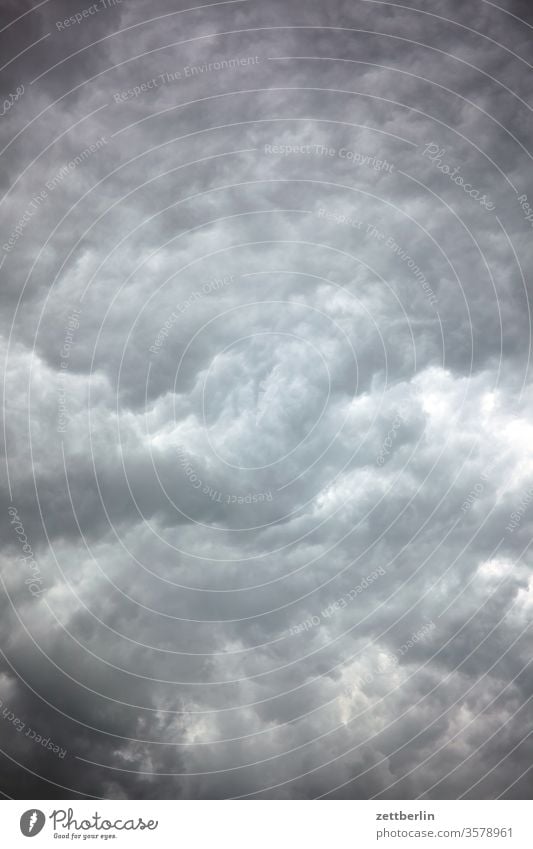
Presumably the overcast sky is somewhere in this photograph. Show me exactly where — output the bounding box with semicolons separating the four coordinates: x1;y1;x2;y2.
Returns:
1;0;533;800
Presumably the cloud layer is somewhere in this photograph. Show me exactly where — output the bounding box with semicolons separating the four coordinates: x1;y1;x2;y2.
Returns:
1;0;532;799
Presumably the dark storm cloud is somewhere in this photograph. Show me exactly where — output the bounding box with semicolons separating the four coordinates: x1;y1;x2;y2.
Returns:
0;0;532;800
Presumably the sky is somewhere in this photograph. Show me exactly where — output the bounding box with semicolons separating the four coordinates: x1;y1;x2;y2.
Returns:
0;0;533;800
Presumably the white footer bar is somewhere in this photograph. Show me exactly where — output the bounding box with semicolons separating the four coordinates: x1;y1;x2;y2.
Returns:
2;800;531;847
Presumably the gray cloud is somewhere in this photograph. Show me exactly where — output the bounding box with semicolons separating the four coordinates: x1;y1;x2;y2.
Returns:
0;0;532;800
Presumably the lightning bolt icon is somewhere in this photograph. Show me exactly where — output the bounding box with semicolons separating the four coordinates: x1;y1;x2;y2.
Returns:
28;811;38;833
